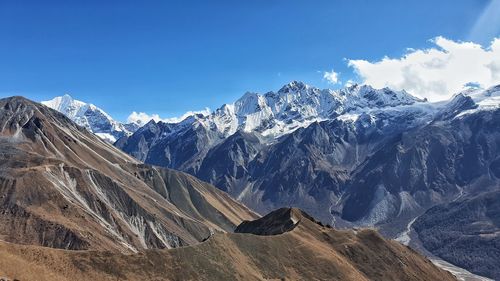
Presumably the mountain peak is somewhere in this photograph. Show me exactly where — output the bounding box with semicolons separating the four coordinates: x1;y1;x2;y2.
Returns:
237;91;260;102
0;95;84;143
278;80;310;93
442;84;500;119
234;91;266;116
2;95;35;104
62;93;74;100
1;96;43;120
42;94;137;143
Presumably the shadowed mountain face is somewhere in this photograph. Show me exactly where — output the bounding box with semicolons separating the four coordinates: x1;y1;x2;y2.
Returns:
234;207;306;235
0;96;257;252
413;191;500;280
342;107;500;229
0;208;456;281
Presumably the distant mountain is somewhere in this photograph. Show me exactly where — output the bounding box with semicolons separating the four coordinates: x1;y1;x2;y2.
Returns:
42;94;139;142
0;96;256;252
115;81;433;221
178;81;423;139
0;207;455;281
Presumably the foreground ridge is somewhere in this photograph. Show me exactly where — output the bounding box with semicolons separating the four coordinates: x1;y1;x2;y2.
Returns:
0;207;456;281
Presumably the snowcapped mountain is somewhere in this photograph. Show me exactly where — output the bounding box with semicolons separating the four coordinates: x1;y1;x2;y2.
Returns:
117;81;500;223
200;81;426;139
37;82;500;280
122;80;426;150
116;81;435;185
115;81;429;172
42;94;139;143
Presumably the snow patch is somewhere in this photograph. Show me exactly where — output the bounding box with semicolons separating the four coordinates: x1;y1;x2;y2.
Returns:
95;133;117;143
432;259;493;281
455;85;500;118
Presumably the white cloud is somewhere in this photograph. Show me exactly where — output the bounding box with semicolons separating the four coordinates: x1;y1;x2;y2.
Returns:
348;37;500;101
163;108;211;123
127;112;163;125
344;79;355;87
323;70;339;84
127;108;211;125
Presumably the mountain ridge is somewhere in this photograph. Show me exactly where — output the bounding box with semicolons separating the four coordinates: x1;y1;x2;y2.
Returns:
0;207;456;281
0;95;257;252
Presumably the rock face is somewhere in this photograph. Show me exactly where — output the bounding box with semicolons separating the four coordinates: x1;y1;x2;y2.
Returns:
234;207;306;235
0;208;456;281
42;94;139;143
413;191;500;280
341;102;500;229
0;96;257;252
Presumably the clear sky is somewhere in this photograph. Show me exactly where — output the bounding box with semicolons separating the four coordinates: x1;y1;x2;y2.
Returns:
1;0;499;122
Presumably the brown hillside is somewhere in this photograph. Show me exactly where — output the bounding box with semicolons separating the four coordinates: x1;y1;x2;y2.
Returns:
0;208;455;281
0;96;257;252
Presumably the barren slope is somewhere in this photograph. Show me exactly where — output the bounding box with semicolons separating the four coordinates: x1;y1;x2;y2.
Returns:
0;208;455;281
0;96;257;252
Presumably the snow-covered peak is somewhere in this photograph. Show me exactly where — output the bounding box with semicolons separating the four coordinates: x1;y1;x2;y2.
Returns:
470;84;500;100
277;80;310;94
42;94;137;143
42;94;89;118
117;82;500;157
453;85;500;118
340;85;425;107
187;81;428;139
45;93;77;107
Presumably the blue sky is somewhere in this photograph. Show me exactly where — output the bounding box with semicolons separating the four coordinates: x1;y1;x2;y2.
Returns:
1;0;499;122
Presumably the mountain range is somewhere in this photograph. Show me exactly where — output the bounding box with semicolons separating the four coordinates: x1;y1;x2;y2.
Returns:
114;82;499;223
0;95;457;280
115;81;431;219
112;81;499;279
39;81;500;279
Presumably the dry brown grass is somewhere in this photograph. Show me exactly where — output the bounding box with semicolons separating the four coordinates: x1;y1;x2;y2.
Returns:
0;209;456;281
